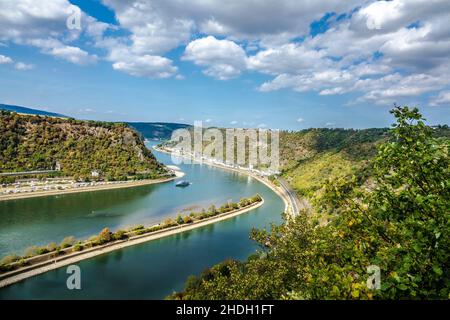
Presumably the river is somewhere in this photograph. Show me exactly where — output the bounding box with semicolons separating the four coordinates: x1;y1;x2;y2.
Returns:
0;142;284;299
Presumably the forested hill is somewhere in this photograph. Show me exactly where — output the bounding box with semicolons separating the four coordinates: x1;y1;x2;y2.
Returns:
0;103;67;118
0;111;168;181
279;125;450;199
127;122;191;140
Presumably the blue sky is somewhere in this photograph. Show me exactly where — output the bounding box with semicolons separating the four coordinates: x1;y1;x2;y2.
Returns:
0;0;449;129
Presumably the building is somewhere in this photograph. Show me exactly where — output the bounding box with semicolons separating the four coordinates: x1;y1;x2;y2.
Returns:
91;170;100;178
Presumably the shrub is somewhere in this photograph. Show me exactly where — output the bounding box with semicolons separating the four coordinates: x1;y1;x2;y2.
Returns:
183;216;193;224
54;247;61;256
131;225;144;231
176;214;184;225
72;243;83;252
46;242;58;252
36;247;49;255
0;254;19;266
208;205;217;215
163;218;177;227
60;236;76;248
98;227;112;244
239;198;250;207
113;230;128;240
24;246;39;257
88;235;100;246
251;194;262;203
148;225;163;232
135;229;147;235
17;258;27;267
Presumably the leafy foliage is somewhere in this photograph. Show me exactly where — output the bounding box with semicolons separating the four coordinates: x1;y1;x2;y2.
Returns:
170;107;449;300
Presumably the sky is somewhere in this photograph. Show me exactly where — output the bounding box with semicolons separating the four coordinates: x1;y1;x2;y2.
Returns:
0;0;449;129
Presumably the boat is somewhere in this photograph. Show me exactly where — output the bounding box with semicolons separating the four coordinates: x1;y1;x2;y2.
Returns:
175;180;190;187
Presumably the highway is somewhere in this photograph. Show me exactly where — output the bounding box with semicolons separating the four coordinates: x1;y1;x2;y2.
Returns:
277;177;302;216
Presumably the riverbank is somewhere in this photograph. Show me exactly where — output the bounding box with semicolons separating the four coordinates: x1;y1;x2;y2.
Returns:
0;170;185;202
0;197;263;288
154;146;296;216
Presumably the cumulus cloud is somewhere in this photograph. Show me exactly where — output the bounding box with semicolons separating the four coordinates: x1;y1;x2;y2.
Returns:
27;38;97;65
112;55;177;78
247;43;330;75
103;0;361;44
0;0;100;65
255;0;450;104
0;54;13;64
1;0;449;105
183;36;247;80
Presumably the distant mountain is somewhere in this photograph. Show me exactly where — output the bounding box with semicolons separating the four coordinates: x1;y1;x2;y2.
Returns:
0;103;67;118
127;122;192;140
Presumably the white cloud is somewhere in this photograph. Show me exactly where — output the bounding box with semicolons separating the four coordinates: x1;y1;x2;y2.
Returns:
297;117;304;123
26;38;97;65
429;91;450;106
14;62;34;70
254;0;450;105
103;0;361;44
96;37;178;78
248;43;330;75
183;36;247;80
1;0;449;105
0;54;13;64
230;120;238;125
0;1;101;65
112;55;177;78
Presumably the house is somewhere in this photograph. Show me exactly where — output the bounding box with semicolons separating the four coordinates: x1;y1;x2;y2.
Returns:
91;170;100;178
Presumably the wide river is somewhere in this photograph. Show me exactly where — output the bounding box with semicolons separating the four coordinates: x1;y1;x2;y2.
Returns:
0;142;284;299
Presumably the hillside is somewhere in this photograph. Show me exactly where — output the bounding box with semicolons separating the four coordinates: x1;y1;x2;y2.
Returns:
127;122;191;140
170;107;450;300
279;128;388;199
0;111;168;182
280;125;450;200
0;103;67;118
